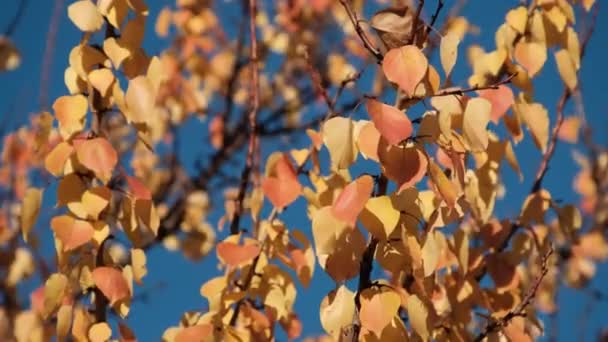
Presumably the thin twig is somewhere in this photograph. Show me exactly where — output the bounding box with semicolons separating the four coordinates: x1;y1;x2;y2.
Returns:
338;0;384;63
417;73;517;100
229;0;260;236
409;0;425;45
4;0;28;37
474;246;554;342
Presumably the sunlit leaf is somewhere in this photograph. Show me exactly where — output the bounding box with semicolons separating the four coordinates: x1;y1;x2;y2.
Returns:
21;188;43;242
366;99;413;145
463;97;492;152
331;175;374;226
440;33;459;77
75;138;118;182
382;45;428;96
68;0;104;32
92;267;131;305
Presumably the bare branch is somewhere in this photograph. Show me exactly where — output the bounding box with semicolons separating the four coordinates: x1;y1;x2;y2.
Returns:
338;0;384;63
229;0;260;236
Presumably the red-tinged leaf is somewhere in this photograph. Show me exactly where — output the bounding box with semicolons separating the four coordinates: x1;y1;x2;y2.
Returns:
75;138;118;182
216;241;261;267
262;177;302;209
331;175;374;225
366;99;413;145
382;45;428;96
478;85;514;124
92;267;130;305
125;175;152;200
51;215;95;251
175;324;213;342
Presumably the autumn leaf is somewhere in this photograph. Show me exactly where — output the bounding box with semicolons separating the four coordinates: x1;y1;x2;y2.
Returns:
462;97;492;152
216;240;261;267
331;175;374;226
21;188;43;242
51;215;95;251
359;287;401;337
365;98;413;145
75;138;118;182
92;267;131;305
440;33;460;77
382;45;428;96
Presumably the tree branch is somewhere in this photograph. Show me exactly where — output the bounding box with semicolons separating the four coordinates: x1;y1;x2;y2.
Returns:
338;0;384;63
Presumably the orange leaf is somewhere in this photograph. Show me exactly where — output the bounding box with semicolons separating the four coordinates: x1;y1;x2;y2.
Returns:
53;95;88;139
45;142;74;177
331;175;374;225
75;138;118;182
262;177;302;209
92;267;131;305
382;45;428;96
51;215;95;251
216;241;261;267
514;41;546;77
477;85;514;124
557;116;581;143
366;99;413;145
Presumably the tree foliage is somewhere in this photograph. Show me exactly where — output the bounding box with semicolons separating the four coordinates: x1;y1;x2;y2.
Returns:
0;0;606;341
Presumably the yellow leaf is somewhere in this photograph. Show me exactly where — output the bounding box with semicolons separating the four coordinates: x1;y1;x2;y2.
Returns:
428;160;458;208
505;6;528;34
360;196;400;240
103;38;131;68
43;273;68;319
89;68;115;97
312;206;349;257
322;117;357;170
421;231;439;277
88;322;112;342
68;0;104;32
407;294;430;341
440;33;459;77
125;76;156;124
131;248;147;284
463;98;491;152
514;41;546;77
82;186;112;220
520;189;551;226
555;49;578;91
319;285;355;340
21;188;43;242
517;101;549;152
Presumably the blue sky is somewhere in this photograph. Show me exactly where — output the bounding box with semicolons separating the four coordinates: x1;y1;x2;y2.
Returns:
0;0;607;340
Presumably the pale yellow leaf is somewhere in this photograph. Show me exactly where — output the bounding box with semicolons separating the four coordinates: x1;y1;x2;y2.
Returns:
440;33;459;77
463;97;491;152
